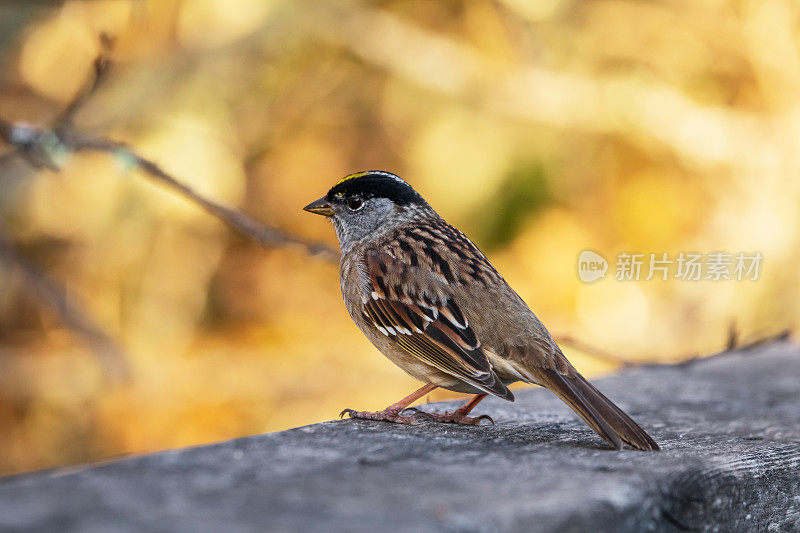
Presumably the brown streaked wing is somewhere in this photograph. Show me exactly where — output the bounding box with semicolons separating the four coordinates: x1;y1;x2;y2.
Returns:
361;249;513;401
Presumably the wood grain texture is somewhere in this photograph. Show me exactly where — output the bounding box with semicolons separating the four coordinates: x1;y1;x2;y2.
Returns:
1;342;798;532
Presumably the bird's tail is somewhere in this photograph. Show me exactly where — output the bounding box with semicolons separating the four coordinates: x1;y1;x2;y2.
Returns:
535;368;660;451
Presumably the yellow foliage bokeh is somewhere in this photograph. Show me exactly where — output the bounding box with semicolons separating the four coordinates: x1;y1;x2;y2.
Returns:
0;0;798;476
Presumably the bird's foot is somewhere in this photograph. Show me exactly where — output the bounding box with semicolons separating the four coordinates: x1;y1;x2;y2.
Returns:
339;408;420;425
401;407;494;426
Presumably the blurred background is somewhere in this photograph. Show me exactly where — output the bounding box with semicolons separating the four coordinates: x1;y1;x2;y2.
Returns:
0;0;797;476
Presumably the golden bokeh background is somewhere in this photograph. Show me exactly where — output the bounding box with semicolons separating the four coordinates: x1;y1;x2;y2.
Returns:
0;0;797;476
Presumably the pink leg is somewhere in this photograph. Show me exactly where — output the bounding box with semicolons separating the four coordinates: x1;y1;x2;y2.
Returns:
405;393;494;425
340;383;438;424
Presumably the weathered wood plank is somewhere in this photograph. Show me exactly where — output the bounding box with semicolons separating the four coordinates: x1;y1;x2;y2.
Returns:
1;343;798;532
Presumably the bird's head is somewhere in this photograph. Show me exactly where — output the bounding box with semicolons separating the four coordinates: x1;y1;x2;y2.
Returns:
303;171;431;251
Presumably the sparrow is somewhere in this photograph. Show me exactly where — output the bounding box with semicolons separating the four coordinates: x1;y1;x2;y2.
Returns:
303;171;659;450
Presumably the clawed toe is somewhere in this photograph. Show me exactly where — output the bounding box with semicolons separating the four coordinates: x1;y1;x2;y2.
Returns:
472;414;495;426
404;408;495;426
338;407;417;424
409;410;435;422
398;407;438;422
339;404;495;426
440;412;494;426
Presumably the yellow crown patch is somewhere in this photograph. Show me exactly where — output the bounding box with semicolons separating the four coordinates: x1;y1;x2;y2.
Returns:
334;171;369;186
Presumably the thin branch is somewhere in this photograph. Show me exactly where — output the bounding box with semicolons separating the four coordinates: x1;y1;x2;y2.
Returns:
0;233;130;381
67;133;339;261
0;40;338;262
0;118;63;171
555;335;637;368
558;326;793;371
735;328;792;351
632;328;794;369
726;320;739;351
54;33;115;129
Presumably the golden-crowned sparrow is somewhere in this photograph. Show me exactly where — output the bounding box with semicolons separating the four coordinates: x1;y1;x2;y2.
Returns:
304;171;659;450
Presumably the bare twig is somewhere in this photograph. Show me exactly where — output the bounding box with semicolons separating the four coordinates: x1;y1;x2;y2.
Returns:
0;41;338;262
637;328;794;369
54;33;115;129
734;329;792;351
0;233;130;381
559;326;793;371
726;320;739;351
68;133;339;261
554;335;637;368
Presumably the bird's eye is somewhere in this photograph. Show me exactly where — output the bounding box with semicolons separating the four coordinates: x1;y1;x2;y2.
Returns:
347;197;363;211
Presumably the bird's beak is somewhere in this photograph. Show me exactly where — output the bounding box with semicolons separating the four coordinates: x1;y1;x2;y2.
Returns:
303;197;334;216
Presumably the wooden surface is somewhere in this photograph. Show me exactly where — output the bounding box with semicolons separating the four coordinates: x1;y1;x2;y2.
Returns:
1;342;798;532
